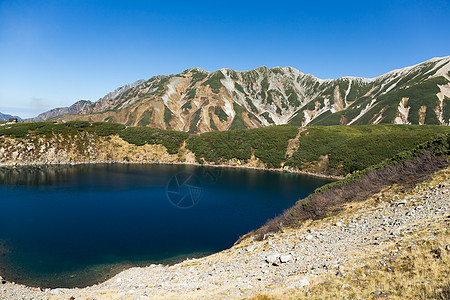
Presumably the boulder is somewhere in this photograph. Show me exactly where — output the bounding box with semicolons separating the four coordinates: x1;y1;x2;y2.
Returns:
288;278;310;289
265;252;280;265
279;254;293;263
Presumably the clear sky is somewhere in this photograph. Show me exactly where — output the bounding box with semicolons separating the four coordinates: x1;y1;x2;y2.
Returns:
1;0;449;118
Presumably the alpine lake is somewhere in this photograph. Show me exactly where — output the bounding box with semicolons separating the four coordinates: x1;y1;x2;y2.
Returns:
0;164;332;288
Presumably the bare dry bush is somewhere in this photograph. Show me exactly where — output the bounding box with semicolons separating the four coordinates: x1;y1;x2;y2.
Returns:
254;150;449;240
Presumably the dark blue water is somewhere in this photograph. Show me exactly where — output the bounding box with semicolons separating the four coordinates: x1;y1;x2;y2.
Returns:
0;164;331;288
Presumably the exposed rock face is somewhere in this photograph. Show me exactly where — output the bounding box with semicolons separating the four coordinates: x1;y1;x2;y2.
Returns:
0;133;181;166
34;56;450;131
31;100;94;121
99;79;146;103
31;80;145;121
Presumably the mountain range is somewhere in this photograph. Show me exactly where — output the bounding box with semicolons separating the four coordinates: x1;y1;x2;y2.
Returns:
0;112;21;122
32;56;450;133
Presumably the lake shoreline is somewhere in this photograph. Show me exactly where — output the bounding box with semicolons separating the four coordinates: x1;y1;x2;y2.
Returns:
0;160;344;180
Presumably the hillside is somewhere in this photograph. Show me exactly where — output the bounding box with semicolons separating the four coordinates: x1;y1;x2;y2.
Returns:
1;122;450;177
32;56;450;132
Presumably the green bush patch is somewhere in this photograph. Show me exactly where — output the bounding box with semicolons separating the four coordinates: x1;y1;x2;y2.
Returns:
285;124;450;175
119;127;188;154
186;125;298;168
91;122;126;136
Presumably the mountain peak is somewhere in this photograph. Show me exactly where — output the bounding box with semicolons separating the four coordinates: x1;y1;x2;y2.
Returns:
32;56;450;130
183;67;210;74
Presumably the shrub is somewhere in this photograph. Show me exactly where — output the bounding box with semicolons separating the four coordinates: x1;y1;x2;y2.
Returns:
186;125;298;168
285;124;450;176
91;122;126;136
253;133;450;240
0;122;52;138
201;71;225;94
0;121;127;138
119;127;188;154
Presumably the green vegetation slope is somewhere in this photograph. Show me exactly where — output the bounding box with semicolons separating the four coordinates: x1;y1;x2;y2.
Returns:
2;122;450;177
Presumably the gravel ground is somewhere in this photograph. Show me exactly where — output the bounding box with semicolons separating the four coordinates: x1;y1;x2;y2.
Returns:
1;170;449;300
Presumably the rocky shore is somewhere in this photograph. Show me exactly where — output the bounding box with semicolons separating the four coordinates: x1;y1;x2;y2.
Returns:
1;166;449;299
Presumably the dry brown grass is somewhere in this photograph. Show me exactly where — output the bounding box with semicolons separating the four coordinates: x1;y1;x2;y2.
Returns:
248;223;449;300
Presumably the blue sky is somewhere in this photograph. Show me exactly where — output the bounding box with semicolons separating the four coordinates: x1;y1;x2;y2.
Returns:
1;0;449;118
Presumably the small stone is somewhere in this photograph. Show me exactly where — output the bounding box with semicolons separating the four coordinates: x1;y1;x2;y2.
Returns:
335;221;343;227
372;290;382;295
279;254;293;263
271;277;286;285
342;283;351;289
336;271;345;277
431;248;442;259
116;277;122;283
246;244;257;252
288;278;310;289
50;289;62;295
265;253;280;265
305;235;314;241
397;199;407;206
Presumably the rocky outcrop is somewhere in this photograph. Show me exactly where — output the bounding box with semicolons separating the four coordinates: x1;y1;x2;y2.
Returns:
31;80;146;122
31;100;93;121
0;133;181;166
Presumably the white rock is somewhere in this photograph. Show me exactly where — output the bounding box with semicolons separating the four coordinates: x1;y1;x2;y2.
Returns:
50;289;62;295
305;235;314;241
288;278;310;289
335;221;343;227
265;252;280;265
279;254;293;263
247;244;257;252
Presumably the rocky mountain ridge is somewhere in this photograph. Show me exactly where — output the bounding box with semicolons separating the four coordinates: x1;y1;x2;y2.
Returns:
34;56;450;132
32;100;93;121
